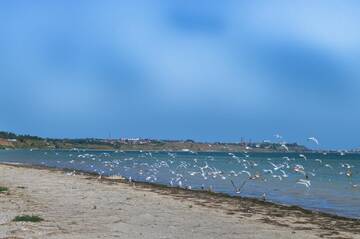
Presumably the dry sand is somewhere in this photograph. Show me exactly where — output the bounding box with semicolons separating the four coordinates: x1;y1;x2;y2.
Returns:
0;163;359;239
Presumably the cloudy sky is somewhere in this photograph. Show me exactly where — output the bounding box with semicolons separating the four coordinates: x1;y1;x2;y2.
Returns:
1;0;360;149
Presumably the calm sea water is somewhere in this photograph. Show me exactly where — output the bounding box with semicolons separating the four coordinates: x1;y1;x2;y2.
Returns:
0;150;359;219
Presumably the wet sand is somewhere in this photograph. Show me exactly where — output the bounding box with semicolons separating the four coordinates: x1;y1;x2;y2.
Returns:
0;163;359;239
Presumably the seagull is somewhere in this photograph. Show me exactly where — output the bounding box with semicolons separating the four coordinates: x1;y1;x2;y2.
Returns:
269;162;284;171
343;163;352;169
297;179;311;189
230;179;248;194
299;179;311;185
324;164;333;169
272;175;283;181
241;170;251;177
189;171;199;176
279;169;288;178
283;156;291;161
308;137;319;145
294;165;306;175
299;154;307;160
280;144;289;152
261;193;266;201
308;171;316;177
263;169;273;174
230;180;241;194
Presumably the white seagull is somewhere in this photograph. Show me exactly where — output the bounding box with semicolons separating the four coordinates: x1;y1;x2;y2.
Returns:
308;137;319;145
297;179;311;189
280;144;289;152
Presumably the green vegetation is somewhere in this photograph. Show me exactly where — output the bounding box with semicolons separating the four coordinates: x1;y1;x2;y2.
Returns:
0;186;8;193
0;131;17;139
13;215;44;222
0;131;42;140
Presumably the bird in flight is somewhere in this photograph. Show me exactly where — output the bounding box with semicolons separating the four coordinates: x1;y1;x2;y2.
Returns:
308;137;319;145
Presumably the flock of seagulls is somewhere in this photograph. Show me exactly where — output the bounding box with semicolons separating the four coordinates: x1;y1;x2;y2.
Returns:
21;134;359;218
33;136;360;202
2;133;350;220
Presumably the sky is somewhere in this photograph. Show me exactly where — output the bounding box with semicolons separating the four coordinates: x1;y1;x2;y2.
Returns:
1;0;360;149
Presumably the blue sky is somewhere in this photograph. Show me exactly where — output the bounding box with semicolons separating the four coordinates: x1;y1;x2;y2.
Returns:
1;1;360;149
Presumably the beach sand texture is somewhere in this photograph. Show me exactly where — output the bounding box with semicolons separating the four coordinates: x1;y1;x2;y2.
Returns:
0;164;359;239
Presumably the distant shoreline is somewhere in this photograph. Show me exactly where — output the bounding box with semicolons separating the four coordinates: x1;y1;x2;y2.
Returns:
0;147;312;153
0;147;355;155
0;141;310;153
0;131;310;152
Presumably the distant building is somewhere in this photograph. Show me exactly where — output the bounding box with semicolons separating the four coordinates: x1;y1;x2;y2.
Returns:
126;138;140;141
119;138;142;145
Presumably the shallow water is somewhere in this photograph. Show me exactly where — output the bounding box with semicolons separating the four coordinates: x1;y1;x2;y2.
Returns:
0;150;359;218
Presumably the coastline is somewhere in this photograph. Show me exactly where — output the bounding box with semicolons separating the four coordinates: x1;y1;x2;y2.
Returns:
0;147;312;153
2;148;358;156
0;163;359;238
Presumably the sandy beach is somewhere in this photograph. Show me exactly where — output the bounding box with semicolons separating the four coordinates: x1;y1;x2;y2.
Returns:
0;164;359;239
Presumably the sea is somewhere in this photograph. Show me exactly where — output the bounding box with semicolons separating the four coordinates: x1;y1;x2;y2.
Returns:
0;149;359;219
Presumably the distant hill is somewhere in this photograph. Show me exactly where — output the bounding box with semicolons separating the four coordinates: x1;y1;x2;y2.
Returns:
0;131;310;152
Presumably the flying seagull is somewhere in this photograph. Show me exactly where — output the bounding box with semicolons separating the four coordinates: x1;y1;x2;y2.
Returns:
308;137;319;145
